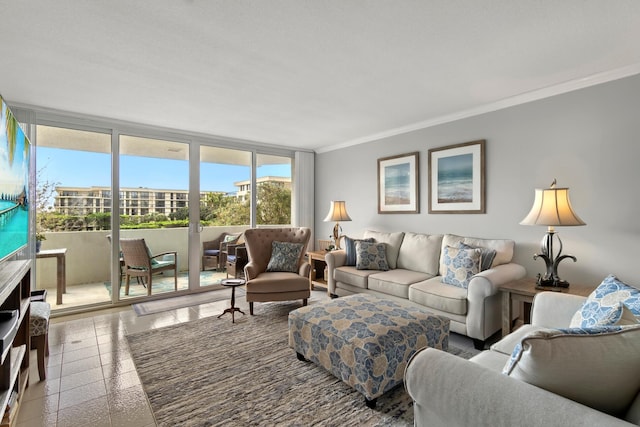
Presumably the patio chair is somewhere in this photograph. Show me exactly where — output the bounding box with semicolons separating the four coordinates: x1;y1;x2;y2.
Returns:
119;238;178;296
243;227;311;315
225;244;248;279
202;232;242;271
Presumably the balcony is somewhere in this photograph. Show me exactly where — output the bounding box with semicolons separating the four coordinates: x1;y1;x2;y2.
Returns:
35;226;247;315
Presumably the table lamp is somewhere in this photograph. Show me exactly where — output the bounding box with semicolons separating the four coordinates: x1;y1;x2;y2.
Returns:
323;201;351;250
520;179;586;288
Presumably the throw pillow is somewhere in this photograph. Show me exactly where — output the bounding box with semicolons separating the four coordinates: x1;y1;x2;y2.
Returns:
355;241;389;271
503;325;640;416
457;242;497;271
223;234;237;243
569;275;640;328
344;236;375;266
266;241;304;273
441;245;481;289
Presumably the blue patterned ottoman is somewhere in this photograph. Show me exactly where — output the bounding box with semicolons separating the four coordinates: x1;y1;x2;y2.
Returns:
288;293;449;407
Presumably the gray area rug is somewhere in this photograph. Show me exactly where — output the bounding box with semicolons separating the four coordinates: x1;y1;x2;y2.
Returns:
126;300;476;426
132;286;245;316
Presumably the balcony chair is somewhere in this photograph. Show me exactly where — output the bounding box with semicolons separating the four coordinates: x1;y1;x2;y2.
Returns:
119;238;178;296
243;227;311;315
225;244;248;279
202;232;242;271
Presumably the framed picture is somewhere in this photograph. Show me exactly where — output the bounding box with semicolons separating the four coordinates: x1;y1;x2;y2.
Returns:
428;140;485;214
377;152;419;214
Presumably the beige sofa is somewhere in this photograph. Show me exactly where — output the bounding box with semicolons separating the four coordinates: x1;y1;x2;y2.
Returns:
405;291;640;426
325;230;526;348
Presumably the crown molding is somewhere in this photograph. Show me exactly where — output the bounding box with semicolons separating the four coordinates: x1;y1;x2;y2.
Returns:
316;64;640;154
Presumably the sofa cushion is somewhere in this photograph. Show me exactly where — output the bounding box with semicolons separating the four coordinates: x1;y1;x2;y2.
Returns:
570;275;640;328
408;278;468;315
503;325;640;417
440;234;515;274
334;266;376;289
266;241;304;272
355;241;390;271
396;232;443;275
489;324;548;356
458;242;496;272
441;245;481;289
363;230;405;269
368;269;433;299
343;236;375;266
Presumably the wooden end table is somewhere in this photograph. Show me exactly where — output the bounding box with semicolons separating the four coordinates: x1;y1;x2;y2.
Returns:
218;279;245;323
498;277;596;337
307;250;329;294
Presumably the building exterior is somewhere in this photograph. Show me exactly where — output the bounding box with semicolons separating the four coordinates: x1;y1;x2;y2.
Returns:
54;176;291;216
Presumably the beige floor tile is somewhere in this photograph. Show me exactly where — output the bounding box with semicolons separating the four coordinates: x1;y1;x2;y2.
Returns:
60;355;102;377
58;380;107;410
56;396;111;427
59;367;104;392
107;385;155;427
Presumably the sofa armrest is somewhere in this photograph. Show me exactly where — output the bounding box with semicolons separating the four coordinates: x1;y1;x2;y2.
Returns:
464;263;526;340
325;250;346;295
531;292;586;328
405;347;632;427
468;263;527;298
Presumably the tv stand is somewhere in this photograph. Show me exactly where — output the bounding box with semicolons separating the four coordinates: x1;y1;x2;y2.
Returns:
0;260;31;426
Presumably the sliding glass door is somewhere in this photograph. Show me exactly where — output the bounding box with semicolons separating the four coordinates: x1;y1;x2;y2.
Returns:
118;135;189;300
198;145;251;287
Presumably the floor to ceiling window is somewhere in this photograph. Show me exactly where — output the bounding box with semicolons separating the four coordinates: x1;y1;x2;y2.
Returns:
34;125;112;311
256;154;292;226
199;146;251;285
118;135;189;300
24;106;300;315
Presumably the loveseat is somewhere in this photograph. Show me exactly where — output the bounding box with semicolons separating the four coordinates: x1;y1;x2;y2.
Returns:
325;230;526;347
405;288;640;426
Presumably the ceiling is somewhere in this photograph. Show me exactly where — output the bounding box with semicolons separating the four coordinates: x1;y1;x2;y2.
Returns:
1;1;639;153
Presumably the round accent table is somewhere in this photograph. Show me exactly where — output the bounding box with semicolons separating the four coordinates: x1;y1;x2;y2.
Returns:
218;278;246;323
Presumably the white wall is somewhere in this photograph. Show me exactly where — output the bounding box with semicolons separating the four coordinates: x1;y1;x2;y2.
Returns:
315;74;640;287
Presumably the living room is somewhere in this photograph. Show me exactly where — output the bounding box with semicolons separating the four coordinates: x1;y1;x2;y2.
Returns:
1;1;640;426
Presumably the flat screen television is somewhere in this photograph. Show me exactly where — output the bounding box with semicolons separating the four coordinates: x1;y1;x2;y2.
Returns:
0;94;31;263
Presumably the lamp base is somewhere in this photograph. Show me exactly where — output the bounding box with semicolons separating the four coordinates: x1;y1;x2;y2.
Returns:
535;274;570;289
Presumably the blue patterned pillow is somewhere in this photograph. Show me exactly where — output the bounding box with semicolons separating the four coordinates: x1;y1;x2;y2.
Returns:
266;241;304;272
457;242;496;271
441;245;481;289
344;236;375;266
355;241;389;271
570;275;640;328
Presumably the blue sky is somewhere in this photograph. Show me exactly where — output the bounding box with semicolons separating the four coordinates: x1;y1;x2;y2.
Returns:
37;147;290;193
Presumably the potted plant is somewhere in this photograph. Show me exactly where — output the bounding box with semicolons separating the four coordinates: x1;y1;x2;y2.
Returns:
35;232;46;253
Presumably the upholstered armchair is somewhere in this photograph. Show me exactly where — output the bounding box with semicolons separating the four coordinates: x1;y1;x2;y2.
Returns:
243;227;311;315
202;232;242;271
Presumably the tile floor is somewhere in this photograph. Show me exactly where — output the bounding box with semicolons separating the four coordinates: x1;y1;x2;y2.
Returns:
16;289;480;427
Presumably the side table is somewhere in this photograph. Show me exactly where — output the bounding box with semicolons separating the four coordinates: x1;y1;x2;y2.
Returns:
498;277;595;337
307;250;329;294
218;279;246;323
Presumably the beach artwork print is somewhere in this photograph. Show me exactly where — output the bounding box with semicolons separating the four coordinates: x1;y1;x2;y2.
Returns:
0;95;31;260
377;152;419;214
437;153;473;203
428;140;485;214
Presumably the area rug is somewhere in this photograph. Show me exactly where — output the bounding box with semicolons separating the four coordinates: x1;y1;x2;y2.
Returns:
104;270;227;297
132;287;245;316
126;300;476;426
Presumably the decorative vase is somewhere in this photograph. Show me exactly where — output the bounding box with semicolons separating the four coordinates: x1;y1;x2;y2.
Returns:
36;240;41;253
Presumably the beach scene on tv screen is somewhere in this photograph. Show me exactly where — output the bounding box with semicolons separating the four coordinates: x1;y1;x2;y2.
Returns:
0;95;30;261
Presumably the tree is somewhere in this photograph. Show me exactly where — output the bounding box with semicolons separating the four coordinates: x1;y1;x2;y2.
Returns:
257;182;291;225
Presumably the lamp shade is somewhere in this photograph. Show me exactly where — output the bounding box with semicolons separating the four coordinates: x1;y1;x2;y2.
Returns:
520;185;585;227
324;201;352;222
